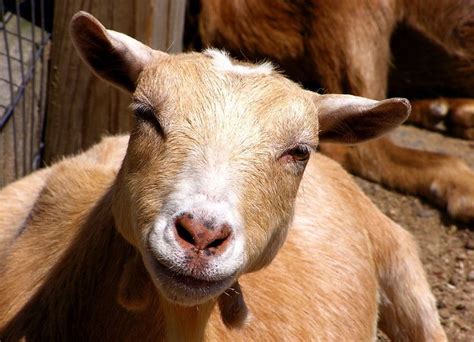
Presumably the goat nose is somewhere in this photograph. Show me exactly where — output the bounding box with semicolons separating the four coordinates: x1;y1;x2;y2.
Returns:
174;214;232;255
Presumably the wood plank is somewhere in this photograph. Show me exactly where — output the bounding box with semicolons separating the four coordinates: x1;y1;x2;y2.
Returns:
151;0;186;52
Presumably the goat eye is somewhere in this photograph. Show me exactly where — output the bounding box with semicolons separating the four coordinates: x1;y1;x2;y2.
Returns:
134;106;155;121
281;145;311;163
134;106;163;135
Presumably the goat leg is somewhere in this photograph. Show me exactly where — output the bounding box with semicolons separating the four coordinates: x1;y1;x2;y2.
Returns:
320;137;474;222
367;219;447;341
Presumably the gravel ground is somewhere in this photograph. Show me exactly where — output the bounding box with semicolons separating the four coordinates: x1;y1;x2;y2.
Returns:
361;125;474;341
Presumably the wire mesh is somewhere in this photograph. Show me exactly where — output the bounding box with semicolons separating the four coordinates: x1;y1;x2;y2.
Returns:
0;0;50;186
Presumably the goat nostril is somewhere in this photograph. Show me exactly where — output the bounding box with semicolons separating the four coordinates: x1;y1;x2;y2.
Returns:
175;219;195;246
206;230;231;250
207;238;226;249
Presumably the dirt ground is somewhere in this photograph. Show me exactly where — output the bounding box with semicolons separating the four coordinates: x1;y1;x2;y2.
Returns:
359;125;473;341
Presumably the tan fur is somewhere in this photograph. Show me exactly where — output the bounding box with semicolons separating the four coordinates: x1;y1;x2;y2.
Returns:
0;13;446;341
197;0;474;222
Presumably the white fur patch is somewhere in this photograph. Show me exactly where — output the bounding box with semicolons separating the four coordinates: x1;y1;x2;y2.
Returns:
148;152;246;282
204;48;273;75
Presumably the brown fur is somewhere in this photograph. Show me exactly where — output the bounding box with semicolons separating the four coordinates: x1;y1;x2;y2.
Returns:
196;0;474;222
0;12;446;341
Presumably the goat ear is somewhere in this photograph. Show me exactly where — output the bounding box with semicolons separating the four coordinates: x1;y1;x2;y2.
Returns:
70;11;163;92
218;281;249;329
314;94;411;144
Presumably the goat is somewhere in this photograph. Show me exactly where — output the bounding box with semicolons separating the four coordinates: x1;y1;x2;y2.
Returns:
196;0;474;222
0;12;446;341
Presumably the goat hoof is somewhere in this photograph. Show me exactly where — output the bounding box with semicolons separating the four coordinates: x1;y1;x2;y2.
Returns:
425;100;449;127
430;177;474;223
411;98;474;140
445;99;474;140
446;190;474;223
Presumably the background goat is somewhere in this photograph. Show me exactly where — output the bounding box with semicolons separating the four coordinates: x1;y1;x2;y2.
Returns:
194;0;474;222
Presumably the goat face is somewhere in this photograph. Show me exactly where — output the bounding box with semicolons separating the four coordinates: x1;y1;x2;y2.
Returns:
71;12;410;306
116;50;318;305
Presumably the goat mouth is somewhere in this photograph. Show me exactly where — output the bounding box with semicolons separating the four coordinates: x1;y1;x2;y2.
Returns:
148;258;234;296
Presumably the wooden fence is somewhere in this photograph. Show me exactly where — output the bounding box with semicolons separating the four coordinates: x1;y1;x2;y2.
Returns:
0;0;186;186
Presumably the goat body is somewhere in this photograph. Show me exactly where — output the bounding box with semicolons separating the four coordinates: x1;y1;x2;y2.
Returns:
0;136;445;341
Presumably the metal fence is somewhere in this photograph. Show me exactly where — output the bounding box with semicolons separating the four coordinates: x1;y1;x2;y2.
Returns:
0;0;51;187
